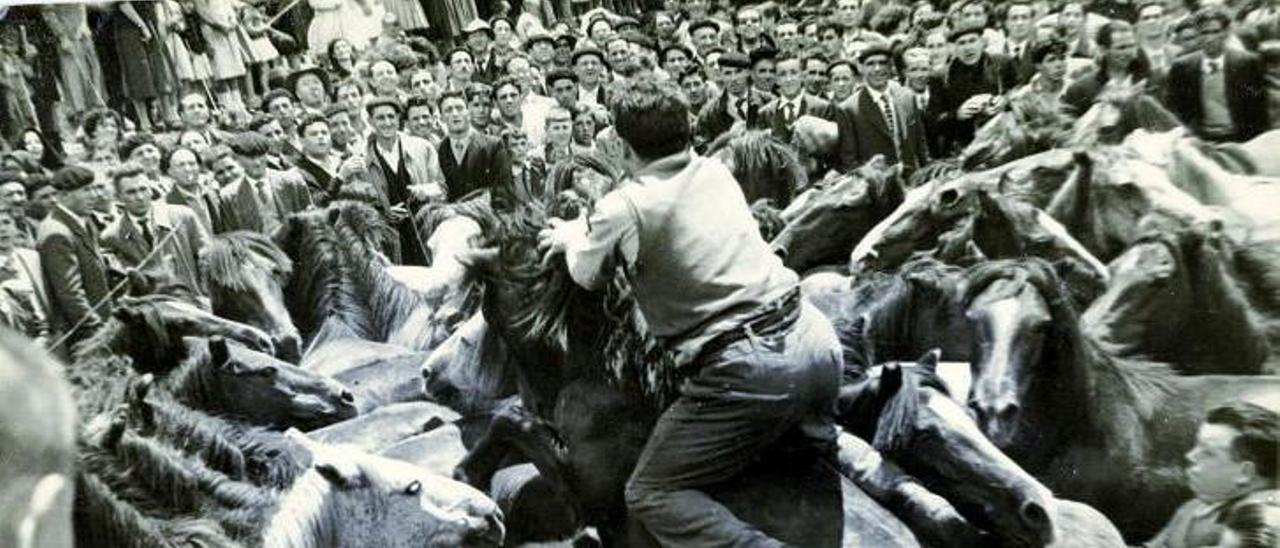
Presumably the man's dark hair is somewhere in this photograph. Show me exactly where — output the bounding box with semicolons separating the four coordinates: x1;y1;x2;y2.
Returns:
1193;6;1231;30
610;80;690;160
437;89;468;110
364;96;403;118
1206;402;1280;481
229;132;273;158
677;65;708;84
447;46;475;64
118;132;161;161
803;52;830;66
160;145;200;173
108;162;147;189
405;94;434;112
493;75;524;96
1030;38;1070;64
295;111;330;137
263;89;296;110
545;67;579;88
465;83;494;102
324;101;354;119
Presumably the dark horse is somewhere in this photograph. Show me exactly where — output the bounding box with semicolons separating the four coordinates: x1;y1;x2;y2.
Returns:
960;258;1280;540
1082;223;1275;375
452;199;917;546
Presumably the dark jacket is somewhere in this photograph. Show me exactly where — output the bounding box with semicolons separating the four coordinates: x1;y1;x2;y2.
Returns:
926;53;1018;156
1164;49;1269;141
438;131;514;206
833;82;930;177
36;206;111;344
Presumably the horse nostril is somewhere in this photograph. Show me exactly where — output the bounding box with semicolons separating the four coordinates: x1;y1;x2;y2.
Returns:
340;390;355;403
1020;501;1053;540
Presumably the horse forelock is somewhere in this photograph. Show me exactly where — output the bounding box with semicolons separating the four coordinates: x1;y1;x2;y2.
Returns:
283;210;373;340
202;231;294;292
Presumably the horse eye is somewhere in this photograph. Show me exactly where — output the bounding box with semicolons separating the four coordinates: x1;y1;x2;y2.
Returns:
938;189;960;207
404;480;421;495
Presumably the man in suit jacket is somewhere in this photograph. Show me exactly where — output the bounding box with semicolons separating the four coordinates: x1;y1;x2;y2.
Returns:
102;164;209;297
834;43;930;178
695;52;769;149
756;54;834;186
926;24;1019;157
436;90;515;208
214;133;315;235
464;20;502;84
365;97;447;265
1165;8;1269;142
163;147;220;234
1000;0;1040;86
37;166;113;350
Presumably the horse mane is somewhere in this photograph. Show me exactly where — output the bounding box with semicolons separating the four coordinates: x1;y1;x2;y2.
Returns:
74;469;240;548
201;231;294;293
331;204;430;341
1071;81;1182;147
262;465;391;548
161;349;223;413
1005;92;1073;149
859;259;964;366
908;159;961;189
871;366;953;455
278;208;373;340
135;390;250;482
74;295;196;372
708;129;808;198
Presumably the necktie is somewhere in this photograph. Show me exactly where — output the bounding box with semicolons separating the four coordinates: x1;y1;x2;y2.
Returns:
879;93;899;145
138;218;154;248
1207;60;1220;75
784;102;796;124
452;140;467;163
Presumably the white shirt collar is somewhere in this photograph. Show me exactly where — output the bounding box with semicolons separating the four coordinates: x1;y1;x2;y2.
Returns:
1202;54;1226;71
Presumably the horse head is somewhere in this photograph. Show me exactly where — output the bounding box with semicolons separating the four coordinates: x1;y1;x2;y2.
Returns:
1069;79;1180;147
201;231;302;363
961;260;1074;451
849;176;981;276
771;156;904;273
1081;225;1191;359
274;430;505;547
709;129;807;207
79;294;276;373
180;337;358;430
963;93;1071;171
853;353;1057;547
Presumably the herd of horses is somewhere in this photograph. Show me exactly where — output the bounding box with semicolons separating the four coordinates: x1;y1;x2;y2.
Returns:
4;80;1280;547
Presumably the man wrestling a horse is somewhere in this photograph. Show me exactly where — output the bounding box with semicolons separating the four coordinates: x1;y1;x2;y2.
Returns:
539;79;843;546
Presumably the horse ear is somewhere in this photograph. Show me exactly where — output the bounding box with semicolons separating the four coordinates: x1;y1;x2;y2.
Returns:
209;337;230;367
916;349;941;373
314;457;363;489
327;207;342;226
880;362;904;398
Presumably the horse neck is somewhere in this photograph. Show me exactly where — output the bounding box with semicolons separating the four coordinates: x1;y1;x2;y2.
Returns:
261;470;343;548
1183;245;1271;368
1072;340;1176;453
344;239;424;341
168;358;225;413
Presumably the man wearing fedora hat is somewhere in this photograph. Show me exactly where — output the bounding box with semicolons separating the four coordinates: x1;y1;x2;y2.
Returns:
833;42;929;177
289;66;332;112
524;29;558;70
37;165;112;350
464;19;502;84
573;46;610;109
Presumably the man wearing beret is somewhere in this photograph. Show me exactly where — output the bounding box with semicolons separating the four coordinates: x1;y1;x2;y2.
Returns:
695;52;765;147
37;165;113;352
833;42;929;177
926;23;1017;156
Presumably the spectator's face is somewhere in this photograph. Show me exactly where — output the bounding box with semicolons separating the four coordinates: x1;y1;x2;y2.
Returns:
441;97;471;134
960;3;988;28
686;0;708;18
167;149;201;188
722;65;748;94
467;31;492;53
449;51;476;81
903;58;931;89
406;105;436;138
494;21;514;45
1199;20;1229;57
774;59;803;98
572;115;595;144
1174;26;1201;53
736;9;762;40
468;93;493;126
372;62;400;94
681;74;707;104
410;70;435;97
181;95;211;127
861;55;892;89
546;117;572;146
88;178;114;212
608;40;632;72
329;111;357;145
655;13;676;37
21;131;43;159
549;77;577;108
495;84;522;118
1136;5;1166;39
92;116;120;145
28;185;56;219
1037;52;1067;82
836;0;861;27
1185;423;1253;503
1059;3;1084;33
829;64;855;100
805;59;829;95
575;54;605;85
529;41;555;64
912;3;935;26
257;120;286;153
802;24;819;48
1104;28;1138;69
60;180;104;216
212;156;244;187
129;143;163;175
296;74;328;107
301;122;333;157
268;98;297;126
954;33;984;64
507;133;529;157
775;24;798;52
662;49;690;75
1005;5;1034;39
0;212;17;251
179;131;210;154
692;28;719;54
589;20;614;43
115;175;152;217
337;85;363;109
820;29;841;55
752;60;775;91
0;182;26;210
332;40;354;64
925;31;950;69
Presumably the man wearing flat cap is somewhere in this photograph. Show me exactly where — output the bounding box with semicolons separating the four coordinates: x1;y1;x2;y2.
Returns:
524;30;558;70
926;23;1017;155
695;51;758;147
37;165;112;351
573;47;610;109
464;19;501;84
689;19;723;59
833;42;929;177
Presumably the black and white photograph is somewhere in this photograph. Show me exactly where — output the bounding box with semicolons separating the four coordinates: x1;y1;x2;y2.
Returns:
1;0;1279;546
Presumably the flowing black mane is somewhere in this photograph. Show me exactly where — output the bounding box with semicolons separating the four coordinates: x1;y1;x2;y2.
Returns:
74;295;200;372
276;206;374;341
855;259;965;367
201;231;294;293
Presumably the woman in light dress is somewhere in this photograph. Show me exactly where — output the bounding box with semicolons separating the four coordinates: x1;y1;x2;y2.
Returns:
307;0;382;59
41;4;105;123
157;0;213;94
194;0;248;110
